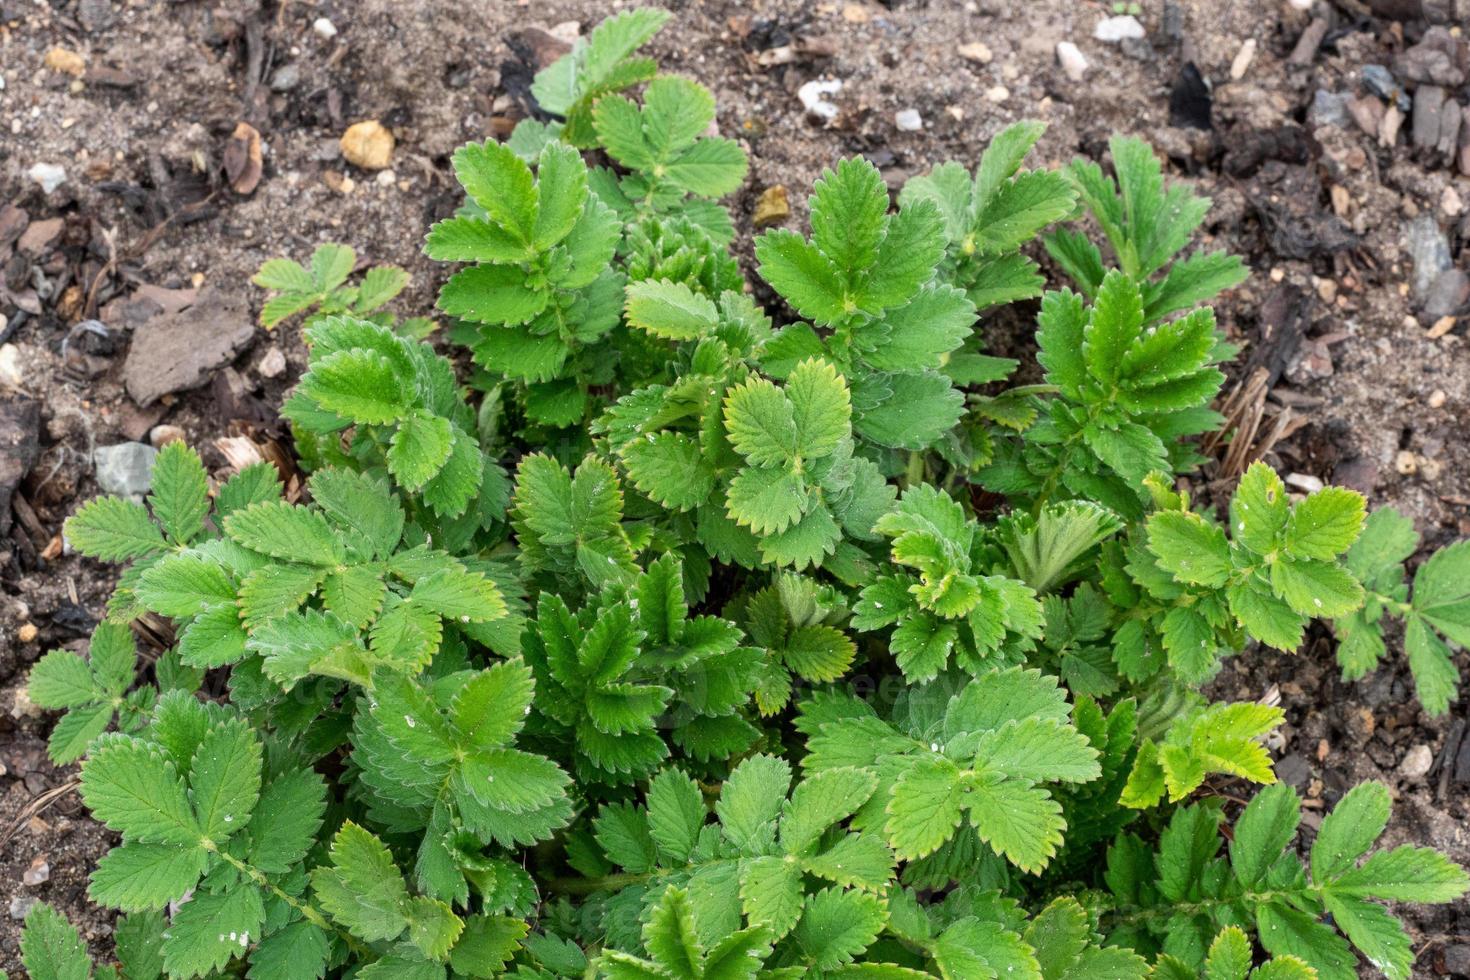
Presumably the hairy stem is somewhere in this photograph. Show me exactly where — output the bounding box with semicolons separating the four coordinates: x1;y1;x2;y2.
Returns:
216;849;366;956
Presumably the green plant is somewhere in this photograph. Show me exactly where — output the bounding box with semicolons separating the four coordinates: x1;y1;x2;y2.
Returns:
1332;507;1469;714
251;241;426;336
29;12;1468;980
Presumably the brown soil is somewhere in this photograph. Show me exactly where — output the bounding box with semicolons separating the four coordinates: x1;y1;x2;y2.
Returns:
2;0;1467;974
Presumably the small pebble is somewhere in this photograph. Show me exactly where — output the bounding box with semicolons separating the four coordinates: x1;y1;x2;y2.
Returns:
1427;315;1457;338
0;343;21;388
1394;450;1419;475
1399;744;1434;780
9;895;38;921
1230;38;1257;80
18;622;38;643
1284;472;1325;493
1428;389;1447;408
258;346;287;379
1442;186;1463;217
376;168;398;186
1094;15;1145;43
340;120;394;170
958;41;993;64
23;856;50;887
985;85;1010;103
43;46;86;76
93;442;158;500
1056;41;1088;81
313;16;338;39
148;425;186;449
27;163;67;193
894;109;923;132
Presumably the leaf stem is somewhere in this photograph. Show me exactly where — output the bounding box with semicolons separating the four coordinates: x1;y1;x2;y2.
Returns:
543;871;653;895
215;849;367;956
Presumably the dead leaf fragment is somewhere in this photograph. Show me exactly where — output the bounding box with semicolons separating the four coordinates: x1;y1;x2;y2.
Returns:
340;120;394;170
223;122;263;195
44;47;87;77
753;186;791;228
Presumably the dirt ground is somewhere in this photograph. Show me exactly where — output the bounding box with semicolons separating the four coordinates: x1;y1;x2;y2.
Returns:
2;0;1468;973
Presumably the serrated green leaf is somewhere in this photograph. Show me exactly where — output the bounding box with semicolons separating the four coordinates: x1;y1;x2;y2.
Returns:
28;650;101;709
1146;511;1230;587
81;735;200;846
224;501;343;565
65;496;167;561
625;279;720;340
189;719;261;842
1285;488;1365;562
884;755;963;861
89;842;206;912
1231;463;1290;556
310;821;410;942
20;903;91;980
1270;558;1363;618
792;888;885;970
647;768;705;864
148;441;209;545
298;347;412;424
160;887;265;979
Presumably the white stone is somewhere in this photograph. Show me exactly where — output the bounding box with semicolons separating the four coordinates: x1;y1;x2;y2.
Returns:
1399;744;1434;780
1094;15;1145;43
27;162;66;193
1056;41;1088;81
0;343;20;389
257;346;287;378
894;108;923;132
798;79;843;122
1284;472;1325;493
958;41;993;64
312;16;338;39
1230;38;1257;80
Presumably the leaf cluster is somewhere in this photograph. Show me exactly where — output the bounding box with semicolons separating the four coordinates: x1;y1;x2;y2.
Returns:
30;15;1469;980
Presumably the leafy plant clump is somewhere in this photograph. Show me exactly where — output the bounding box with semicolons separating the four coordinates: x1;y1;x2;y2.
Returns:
21;11;1468;980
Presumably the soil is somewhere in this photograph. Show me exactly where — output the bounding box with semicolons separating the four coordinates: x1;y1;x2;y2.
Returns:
2;0;1468;974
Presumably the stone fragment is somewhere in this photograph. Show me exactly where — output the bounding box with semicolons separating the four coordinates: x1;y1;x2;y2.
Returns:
1399;744;1434;779
894;109;922;132
122;290;256;405
1094;15;1145;42
1405;214;1453;301
1056;41;1088;81
340;120;394;170
958;41;993;64
27;163;66;193
44;47;86;76
93;442;157;499
0;394;40;536
1412;85;1445;148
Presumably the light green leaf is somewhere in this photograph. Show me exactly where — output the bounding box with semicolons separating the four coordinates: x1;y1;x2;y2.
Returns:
65;496;166;561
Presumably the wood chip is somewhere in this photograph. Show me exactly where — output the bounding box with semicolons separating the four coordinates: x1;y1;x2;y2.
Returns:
223;121;263;195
